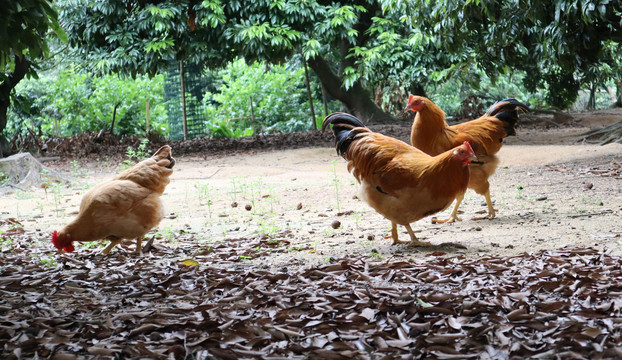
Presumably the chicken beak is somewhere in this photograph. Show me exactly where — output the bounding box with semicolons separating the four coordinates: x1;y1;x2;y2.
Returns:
468;154;479;164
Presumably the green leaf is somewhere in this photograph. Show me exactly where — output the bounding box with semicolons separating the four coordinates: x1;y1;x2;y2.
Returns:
49;18;68;43
180;259;199;266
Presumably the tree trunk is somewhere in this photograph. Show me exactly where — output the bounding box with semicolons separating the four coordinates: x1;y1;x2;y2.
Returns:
301;52;317;130
307;56;393;123
587;83;596;110
0;152;70;195
0;55;31;157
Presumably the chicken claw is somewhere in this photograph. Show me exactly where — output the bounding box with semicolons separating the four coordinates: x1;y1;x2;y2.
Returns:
472;212;496;221
431;215;462;224
407;239;432;247
432;193;464;224
390;222;418;245
472;192;496;220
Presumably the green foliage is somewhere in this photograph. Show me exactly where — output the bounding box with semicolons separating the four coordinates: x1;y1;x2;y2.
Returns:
201;58;328;136
396;0;622;110
0;0;66;74
431;70;534;116
120;138;150;170
1;0;68;135
7;68;168;137
205;119;254;139
542;70;582;110
54;0;622;129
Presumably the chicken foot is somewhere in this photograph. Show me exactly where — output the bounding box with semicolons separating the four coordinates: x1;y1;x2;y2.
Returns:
390;222;431;246
101;237;143;255
101;238;123;254
472;192;497;220
432;193;465;224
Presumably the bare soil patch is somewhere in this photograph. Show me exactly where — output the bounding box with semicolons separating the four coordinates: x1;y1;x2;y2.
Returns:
6;109;622;266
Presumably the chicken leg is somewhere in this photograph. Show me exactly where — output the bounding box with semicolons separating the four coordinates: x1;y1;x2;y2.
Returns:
432;193;465;224
101;237;143;254
472;191;497;220
134;237;142;254
101;238;123;254
390;222;431;246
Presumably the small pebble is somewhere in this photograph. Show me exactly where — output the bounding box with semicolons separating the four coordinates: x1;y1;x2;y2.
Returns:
331;220;341;229
245;204;252;211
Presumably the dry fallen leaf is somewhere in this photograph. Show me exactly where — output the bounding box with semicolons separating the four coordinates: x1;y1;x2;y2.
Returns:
1;240;621;359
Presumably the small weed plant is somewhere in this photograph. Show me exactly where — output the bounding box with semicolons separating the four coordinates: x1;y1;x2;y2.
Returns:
194;181;213;217
0;233;13;249
121;139;150;170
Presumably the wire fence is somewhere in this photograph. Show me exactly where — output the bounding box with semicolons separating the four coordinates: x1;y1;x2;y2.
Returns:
163;62;212;140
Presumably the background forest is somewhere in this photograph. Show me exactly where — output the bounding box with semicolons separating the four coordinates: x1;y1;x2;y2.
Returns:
2;0;622;146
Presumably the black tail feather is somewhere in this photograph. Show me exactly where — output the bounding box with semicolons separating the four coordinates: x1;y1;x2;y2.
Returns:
485;99;529;136
322;112;368;157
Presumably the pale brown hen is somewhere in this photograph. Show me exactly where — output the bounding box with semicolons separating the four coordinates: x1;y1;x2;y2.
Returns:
51;145;175;254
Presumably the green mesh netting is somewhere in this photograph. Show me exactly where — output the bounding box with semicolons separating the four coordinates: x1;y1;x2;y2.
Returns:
164;62;212;140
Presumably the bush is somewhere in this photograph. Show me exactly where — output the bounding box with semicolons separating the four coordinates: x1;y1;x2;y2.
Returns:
7;69;168;138
201;58;329;137
429;70;536;117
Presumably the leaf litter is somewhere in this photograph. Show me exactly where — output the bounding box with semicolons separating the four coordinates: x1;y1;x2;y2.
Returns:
2;228;622;359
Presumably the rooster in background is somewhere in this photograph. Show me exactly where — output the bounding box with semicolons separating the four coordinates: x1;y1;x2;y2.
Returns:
51;145;175;254
405;95;529;223
323;112;476;246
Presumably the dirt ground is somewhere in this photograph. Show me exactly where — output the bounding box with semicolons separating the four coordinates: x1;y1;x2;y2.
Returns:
3;109;622;269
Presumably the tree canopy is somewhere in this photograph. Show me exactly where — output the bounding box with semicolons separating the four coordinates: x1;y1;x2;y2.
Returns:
405;0;622;109
0;0;66;149
60;1;402;121
58;0;622;123
3;0;622;147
